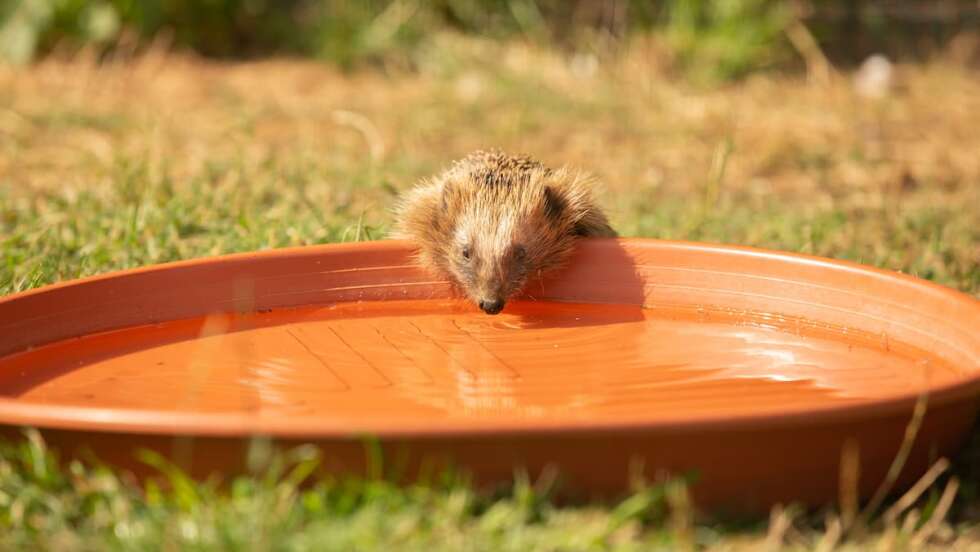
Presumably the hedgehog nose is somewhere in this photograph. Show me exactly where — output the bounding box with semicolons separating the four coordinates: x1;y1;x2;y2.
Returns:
478;298;505;315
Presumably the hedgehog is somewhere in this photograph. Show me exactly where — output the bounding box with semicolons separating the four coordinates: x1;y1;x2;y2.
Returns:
393;150;616;315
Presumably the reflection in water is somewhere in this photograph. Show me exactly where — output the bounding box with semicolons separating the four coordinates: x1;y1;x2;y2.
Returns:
0;299;956;426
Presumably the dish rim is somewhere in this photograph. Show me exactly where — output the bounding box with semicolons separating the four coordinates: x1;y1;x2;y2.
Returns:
1;238;977;439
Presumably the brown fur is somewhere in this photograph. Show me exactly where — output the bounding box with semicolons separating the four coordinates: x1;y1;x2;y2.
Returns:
393;150;616;314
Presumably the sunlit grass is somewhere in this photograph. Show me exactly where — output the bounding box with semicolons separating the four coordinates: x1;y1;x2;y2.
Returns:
0;429;973;551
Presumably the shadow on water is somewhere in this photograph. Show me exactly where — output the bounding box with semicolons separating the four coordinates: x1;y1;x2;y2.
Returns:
513;238;646;329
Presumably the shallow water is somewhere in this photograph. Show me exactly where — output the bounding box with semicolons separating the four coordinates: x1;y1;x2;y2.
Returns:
0;300;960;424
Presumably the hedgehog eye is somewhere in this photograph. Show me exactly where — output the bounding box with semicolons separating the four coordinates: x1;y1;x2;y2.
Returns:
461;245;472;260
513;245;527;261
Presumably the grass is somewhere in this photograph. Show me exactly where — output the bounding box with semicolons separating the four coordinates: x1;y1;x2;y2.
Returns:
0;34;978;549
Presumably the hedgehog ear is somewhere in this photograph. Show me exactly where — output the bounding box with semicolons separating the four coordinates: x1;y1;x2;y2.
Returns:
542;185;566;222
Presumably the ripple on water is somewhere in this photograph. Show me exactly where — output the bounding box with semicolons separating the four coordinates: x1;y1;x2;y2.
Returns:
0;299;959;425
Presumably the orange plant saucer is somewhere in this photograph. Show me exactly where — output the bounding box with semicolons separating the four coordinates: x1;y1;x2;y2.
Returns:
1;239;978;511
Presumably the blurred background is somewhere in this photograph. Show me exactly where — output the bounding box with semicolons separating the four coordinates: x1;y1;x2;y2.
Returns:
2;1;979;75
2;0;977;298
2;0;977;295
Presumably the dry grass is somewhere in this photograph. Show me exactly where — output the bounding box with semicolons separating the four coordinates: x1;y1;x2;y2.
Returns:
2;34;977;296
0;33;979;550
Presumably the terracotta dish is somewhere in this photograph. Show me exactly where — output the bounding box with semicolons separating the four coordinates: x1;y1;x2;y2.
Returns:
1;239;978;511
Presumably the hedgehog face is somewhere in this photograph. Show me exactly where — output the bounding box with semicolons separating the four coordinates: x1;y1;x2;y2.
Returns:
447;188;573;315
450;230;531;314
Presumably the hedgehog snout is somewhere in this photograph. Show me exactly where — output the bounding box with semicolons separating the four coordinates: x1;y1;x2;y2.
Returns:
471;266;511;314
478;298;505;315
